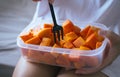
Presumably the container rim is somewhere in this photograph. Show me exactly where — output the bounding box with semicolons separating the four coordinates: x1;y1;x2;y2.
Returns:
17;21;109;56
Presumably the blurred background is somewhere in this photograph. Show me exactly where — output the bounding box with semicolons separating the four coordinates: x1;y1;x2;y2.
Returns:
0;0;37;77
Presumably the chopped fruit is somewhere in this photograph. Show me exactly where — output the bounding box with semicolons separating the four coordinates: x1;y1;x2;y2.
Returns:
25;36;41;45
73;36;85;48
64;32;78;42
40;37;51;46
62;20;75;34
20;19;105;69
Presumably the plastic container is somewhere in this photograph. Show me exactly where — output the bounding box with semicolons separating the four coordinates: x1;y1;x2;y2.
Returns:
17;18;109;70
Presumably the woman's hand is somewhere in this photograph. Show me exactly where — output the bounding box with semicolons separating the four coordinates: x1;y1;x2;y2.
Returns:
75;30;120;74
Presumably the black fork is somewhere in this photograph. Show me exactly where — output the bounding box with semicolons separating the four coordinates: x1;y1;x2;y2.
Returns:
48;2;64;43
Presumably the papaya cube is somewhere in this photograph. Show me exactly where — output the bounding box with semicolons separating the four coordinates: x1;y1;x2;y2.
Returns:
38;28;52;38
59;40;66;47
62;20;75;34
86;27;96;39
80;25;91;39
73;26;81;35
53;43;61;48
43;23;53;28
80;46;91;50
96;42;102;48
40;37;51;46
63;41;75;49
25;36;41;45
20;32;33;42
85;32;98;49
64;32;78;42
73;36;85;48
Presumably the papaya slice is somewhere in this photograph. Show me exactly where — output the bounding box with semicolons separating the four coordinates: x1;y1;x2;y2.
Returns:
80;25;91;39
20;31;33;42
86;27;95;39
85;32;98;49
64;32;78;42
73;36;85;48
80;46;91;50
62;20;75;34
73;26;81;35
25;36;41;45
63;41;75;49
43;23;53;28
96;42;102;48
38;28;52;38
40;37;51;46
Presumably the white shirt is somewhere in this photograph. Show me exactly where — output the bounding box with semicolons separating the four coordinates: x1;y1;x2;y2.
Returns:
36;0;120;77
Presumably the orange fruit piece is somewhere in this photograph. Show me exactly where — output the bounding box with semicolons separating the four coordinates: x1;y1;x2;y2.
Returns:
43;23;53;28
56;54;71;67
73;26;81;35
38;28;52;38
40;37;51;46
20;32;33;42
62;20;75;34
25;36;41;45
64;32;78;42
80;46;91;50
85;32;98;49
96;42;102;48
80;25;91;39
73;36;85;48
43;53;56;64
63;41;75;49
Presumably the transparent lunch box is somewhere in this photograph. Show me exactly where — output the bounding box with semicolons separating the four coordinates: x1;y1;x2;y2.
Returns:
17;1;109;70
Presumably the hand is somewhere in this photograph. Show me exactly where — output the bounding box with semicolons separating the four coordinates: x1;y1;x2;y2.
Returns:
75;30;120;74
32;0;54;3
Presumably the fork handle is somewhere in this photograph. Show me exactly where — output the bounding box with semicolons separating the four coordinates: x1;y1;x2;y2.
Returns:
49;2;57;26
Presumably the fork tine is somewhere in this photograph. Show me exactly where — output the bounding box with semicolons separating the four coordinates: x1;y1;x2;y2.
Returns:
61;27;64;40
53;31;57;43
57;30;60;41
